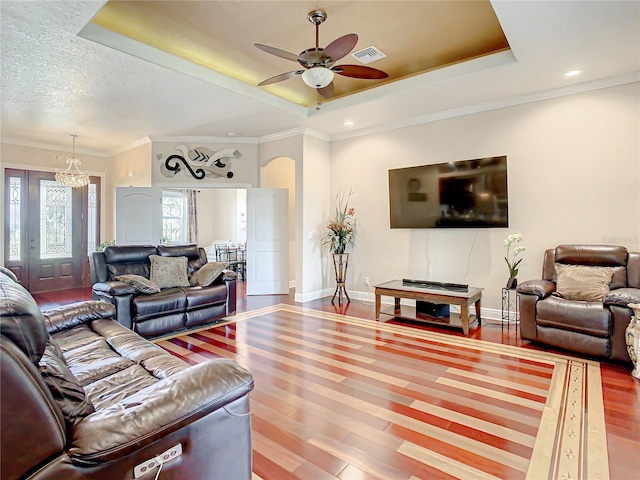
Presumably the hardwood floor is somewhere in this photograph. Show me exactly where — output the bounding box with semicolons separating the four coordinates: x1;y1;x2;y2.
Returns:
33;285;640;479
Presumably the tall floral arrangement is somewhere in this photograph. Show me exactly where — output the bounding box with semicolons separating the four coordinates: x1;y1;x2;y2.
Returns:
504;233;525;279
324;190;358;254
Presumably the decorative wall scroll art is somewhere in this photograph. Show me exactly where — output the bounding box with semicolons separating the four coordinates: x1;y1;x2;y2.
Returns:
157;145;241;180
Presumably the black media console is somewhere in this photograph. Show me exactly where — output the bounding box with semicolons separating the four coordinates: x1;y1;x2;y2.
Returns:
402;278;469;292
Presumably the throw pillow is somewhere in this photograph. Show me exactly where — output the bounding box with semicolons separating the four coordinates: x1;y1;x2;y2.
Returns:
39;340;94;427
190;262;228;287
149;255;190;289
554;264;615;301
115;274;161;294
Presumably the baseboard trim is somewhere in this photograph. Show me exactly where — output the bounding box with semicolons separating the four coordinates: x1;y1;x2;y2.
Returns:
295;288;333;303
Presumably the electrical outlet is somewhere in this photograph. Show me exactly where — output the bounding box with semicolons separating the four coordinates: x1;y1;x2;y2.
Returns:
134;457;159;478
364;277;370;286
134;444;182;478
160;444;182;463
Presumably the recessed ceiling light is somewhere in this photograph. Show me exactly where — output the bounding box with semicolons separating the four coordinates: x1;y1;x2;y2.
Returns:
344;121;354;126
564;69;582;77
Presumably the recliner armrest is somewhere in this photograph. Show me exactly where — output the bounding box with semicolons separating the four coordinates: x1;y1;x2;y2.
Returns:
43;301;116;334
67;358;254;464
517;279;555;299
92;281;136;296
603;287;640;308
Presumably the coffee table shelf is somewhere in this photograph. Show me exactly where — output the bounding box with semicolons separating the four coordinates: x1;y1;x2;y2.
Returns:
378;305;479;331
374;280;483;335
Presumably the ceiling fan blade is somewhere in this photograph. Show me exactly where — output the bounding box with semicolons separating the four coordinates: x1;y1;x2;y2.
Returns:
322;33;358;61
317;82;334;99
258;70;304;86
333;64;389;79
255;44;304;63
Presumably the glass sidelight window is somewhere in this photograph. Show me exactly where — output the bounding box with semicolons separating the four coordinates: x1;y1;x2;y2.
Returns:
8;176;21;261
87;183;98;253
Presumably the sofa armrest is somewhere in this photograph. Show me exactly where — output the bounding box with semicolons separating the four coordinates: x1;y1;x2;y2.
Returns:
603;287;640;308
43;301;116;334
92;281;137;296
67;358;254;464
517;279;555;299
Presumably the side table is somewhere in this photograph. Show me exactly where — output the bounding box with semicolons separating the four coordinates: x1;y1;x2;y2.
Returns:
501;288;519;329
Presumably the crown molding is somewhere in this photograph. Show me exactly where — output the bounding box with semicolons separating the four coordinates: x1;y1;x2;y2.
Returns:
149;136;259;145
259;128;330;144
0;138;110;157
331;71;640;142
107;137;151;157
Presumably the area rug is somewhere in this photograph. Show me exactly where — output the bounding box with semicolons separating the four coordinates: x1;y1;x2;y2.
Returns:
156;304;609;480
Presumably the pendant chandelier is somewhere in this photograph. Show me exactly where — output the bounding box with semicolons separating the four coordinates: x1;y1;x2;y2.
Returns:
55;134;89;188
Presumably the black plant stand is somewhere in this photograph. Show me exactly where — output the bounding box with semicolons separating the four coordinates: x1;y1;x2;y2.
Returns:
331;253;350;305
501;288;519;329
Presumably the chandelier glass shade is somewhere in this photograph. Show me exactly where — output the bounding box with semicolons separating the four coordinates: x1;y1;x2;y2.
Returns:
55;135;89;188
301;67;334;88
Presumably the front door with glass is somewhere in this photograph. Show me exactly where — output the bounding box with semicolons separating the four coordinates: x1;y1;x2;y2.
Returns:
3;169;100;292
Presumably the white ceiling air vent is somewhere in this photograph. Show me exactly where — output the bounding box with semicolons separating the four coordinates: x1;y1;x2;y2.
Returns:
351;46;386;65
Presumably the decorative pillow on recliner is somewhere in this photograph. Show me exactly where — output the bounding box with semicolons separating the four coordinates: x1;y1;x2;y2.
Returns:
115;274;161;294
554;264;615;301
190;262;228;287
39;340;94;427
149;255;190;289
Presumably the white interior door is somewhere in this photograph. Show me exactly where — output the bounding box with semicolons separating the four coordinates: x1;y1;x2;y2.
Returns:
246;188;289;295
115;187;162;245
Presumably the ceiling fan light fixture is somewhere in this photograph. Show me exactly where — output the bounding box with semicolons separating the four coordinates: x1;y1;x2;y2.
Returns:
302;67;334;88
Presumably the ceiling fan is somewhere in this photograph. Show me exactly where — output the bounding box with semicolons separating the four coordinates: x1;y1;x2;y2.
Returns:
255;10;389;99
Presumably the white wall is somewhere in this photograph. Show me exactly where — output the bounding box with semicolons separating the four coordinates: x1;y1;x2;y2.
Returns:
196;188;240;250
262;156;296;284
330;82;640;313
110;142;152;188
300;135;332;300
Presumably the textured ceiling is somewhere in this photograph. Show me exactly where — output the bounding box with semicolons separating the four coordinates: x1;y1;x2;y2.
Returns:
1;1;639;155
90;0;509;107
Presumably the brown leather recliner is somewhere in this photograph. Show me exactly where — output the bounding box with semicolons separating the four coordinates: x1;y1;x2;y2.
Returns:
517;244;640;362
89;244;237;338
0;268;254;480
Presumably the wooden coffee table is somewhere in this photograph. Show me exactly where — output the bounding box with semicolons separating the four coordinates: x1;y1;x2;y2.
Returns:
374;280;483;335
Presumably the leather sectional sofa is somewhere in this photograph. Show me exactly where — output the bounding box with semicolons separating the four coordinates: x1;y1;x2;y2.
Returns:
0;267;254;480
89;244;236;338
517;244;639;362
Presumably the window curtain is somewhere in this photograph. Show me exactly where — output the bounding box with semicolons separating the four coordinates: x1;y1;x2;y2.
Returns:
186;189;198;244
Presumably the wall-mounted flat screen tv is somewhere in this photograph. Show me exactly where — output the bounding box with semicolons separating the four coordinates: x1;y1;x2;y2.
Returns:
389;156;508;228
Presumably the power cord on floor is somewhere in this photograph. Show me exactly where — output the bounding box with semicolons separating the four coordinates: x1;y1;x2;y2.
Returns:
154;462;163;480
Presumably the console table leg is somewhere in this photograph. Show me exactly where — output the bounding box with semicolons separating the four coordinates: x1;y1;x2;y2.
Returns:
375;294;381;320
461;303;469;336
394;297;401;313
475;299;482;325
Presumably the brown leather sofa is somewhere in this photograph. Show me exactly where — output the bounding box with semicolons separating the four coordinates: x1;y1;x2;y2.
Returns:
0;267;254;480
517;244;640;362
89;244;236;338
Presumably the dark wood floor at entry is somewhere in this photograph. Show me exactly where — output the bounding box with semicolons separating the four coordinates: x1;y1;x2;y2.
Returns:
33;285;640;479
